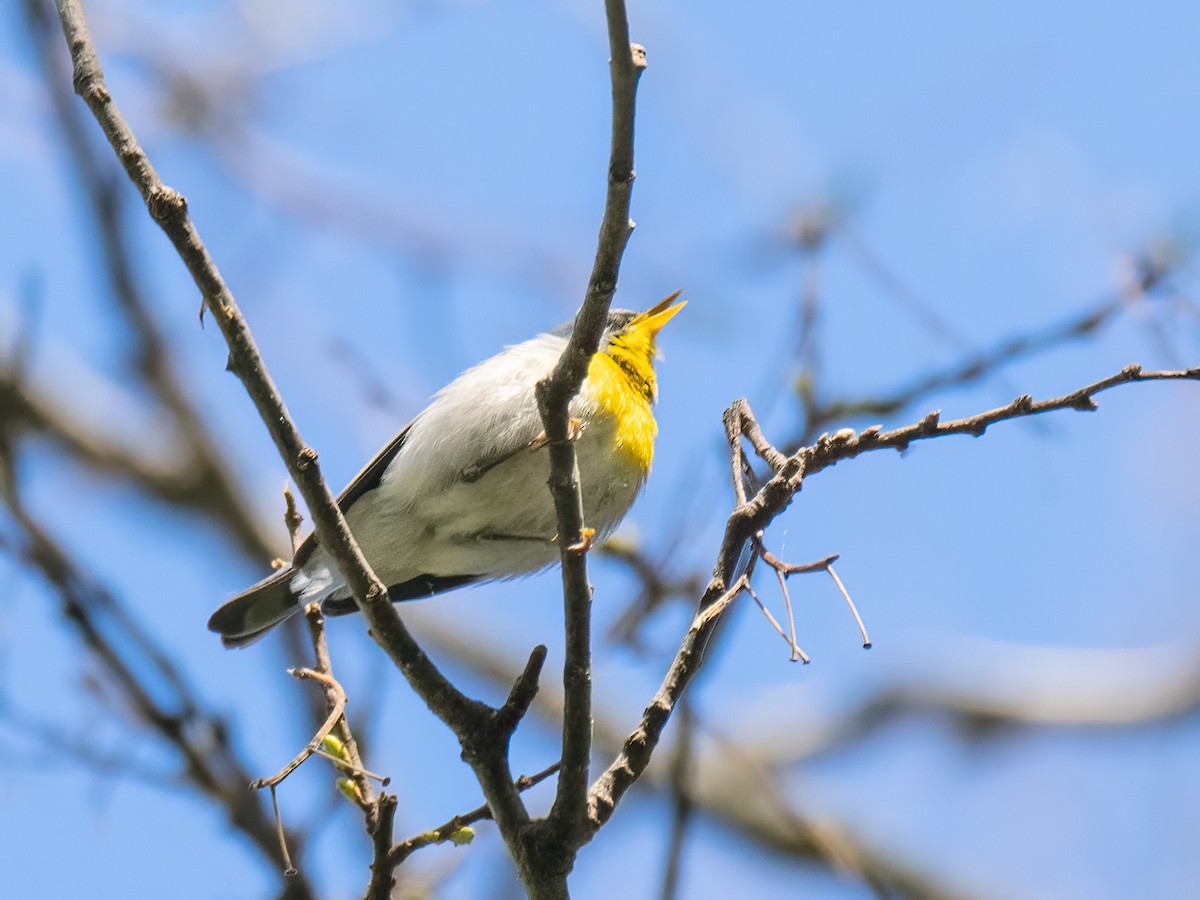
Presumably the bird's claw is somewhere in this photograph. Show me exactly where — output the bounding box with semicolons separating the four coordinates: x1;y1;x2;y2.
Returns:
567;527;596;553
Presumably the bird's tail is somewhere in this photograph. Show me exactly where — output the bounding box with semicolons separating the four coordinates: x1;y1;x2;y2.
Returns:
208;568;301;648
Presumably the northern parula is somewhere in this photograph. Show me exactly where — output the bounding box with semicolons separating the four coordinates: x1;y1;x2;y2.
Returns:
208;293;685;647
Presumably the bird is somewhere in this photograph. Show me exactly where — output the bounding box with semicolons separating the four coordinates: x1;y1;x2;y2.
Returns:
208;293;685;647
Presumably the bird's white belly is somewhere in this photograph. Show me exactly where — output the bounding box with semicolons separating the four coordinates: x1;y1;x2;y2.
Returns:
333;413;645;589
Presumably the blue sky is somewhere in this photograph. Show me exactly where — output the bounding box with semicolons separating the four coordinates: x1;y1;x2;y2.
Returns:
3;1;1200;898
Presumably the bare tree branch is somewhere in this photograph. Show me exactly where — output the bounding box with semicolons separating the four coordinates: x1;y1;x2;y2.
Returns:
48;2;548;893
536;10;646;854
796;251;1178;447
0;442;317;899
23;0;280;561
798;364;1199;469
587;364;1200;836
388;762;562;868
411;609;969;899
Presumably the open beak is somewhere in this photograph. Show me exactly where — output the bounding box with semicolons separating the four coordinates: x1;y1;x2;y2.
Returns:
631;290;686;337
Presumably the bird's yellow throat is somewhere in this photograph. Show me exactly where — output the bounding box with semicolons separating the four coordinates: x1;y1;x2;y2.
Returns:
586;295;685;473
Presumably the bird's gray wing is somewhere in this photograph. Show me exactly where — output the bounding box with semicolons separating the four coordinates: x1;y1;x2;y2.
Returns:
292;423;412;568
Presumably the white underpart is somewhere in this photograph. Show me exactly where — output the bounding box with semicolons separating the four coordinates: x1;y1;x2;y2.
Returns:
290;330;648;604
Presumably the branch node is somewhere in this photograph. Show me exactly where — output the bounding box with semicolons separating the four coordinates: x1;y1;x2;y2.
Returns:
146;184;185;222
1010;394;1034;414
1071;395;1100;411
296;446;318;470
496;644;548;736
831;427;856;445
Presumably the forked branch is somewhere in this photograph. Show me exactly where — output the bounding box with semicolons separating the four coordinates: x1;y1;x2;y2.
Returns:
586;364;1200;833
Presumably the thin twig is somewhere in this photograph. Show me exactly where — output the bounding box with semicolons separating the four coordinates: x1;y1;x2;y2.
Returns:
755;538;867;655
827;564;871;649
298;584;395;890
302;603;378;820
388;763;563;867
311;748;390;785
250;668;348;791
269;786;297;877
747;582;810;664
776;569;801;662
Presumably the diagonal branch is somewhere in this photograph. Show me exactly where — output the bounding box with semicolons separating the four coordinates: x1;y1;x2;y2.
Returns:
587;364;1200;834
24;0;278;562
0;446;317;898
49;0;541;883
798;364;1200;474
388;762;562;867
50;0;492;727
796;258;1176;447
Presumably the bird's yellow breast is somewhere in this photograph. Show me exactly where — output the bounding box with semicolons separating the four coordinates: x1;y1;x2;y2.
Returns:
585;340;659;474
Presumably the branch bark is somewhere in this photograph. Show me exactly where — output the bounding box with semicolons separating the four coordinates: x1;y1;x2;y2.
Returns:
586;364;1200;833
0;450;318;899
520;0;644;892
49;0;542;891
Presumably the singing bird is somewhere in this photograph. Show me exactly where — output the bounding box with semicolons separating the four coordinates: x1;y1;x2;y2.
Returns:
208;294;685;647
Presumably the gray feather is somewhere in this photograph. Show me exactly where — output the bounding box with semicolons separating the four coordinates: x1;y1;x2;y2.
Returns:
208;568;301;648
